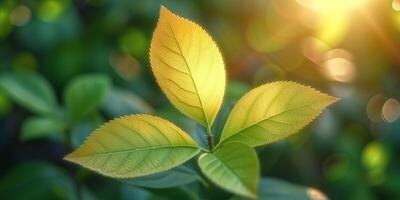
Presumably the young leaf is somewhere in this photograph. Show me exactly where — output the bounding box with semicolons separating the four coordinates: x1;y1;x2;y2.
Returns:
0;72;57;115
64;74;110;123
124;165;202;188
198;142;259;199
65;115;201;178
21;116;65;141
150;6;226;128
218;81;338;147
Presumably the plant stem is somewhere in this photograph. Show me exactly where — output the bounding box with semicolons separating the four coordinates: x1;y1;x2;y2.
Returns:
206;126;213;150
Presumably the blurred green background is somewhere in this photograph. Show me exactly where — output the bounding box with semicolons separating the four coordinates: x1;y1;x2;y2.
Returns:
1;0;400;199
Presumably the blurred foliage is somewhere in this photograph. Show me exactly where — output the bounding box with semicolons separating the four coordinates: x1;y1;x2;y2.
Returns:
0;0;400;199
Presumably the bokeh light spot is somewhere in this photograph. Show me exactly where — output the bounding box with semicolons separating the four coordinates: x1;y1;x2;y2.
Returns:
306;187;329;200
0;7;12;39
109;52;141;81
366;94;386;123
381;98;400;123
323;57;355;82
393;0;400;11
118;28;147;57
362;141;388;185
10;5;31;27
38;0;65;22
362;142;388;170
325;49;353;61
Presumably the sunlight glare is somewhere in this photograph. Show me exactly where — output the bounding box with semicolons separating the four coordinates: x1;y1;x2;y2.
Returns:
297;0;369;14
297;0;370;46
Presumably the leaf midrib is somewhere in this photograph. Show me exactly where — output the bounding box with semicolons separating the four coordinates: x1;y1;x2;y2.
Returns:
68;145;199;158
220;103;320;145
205;152;253;195
164;16;210;128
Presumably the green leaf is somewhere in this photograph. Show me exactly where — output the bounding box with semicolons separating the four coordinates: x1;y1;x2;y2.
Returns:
231;178;327;200
0;89;11;118
102;87;153;118
64;74;110;123
0;162;76;200
124;165;202;188
65;115;201;178
21;116;65;141
150;7;226;128
218;81;338;147
198;142;259;199
0;72;57;115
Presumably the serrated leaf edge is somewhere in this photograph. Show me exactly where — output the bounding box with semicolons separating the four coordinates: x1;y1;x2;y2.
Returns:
198;142;259;199
149;5;226;128
217;80;340;147
64;114;201;179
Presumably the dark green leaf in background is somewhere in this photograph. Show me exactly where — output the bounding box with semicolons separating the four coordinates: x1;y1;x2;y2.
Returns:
0;162;76;200
21;116;65;141
0;72;58;115
124;165;202;189
64;74;110;123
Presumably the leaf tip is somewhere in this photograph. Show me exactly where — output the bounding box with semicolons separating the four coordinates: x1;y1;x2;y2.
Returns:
239;186;258;199
326;95;341;106
159;5;171;16
332;96;341;103
248;192;258;200
63;151;80;164
63;152;74;161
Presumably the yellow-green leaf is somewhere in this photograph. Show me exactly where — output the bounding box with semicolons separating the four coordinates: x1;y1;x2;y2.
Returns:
218;81;339;147
198;142;259;199
150;6;225;128
64;115;201;178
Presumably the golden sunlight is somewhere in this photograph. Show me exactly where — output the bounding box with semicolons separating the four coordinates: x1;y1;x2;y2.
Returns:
297;0;371;46
297;0;369;13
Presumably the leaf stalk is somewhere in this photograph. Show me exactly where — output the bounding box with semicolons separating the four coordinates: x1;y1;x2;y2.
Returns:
206;126;213;150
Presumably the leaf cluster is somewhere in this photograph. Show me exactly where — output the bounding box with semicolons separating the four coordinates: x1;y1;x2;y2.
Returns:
63;7;338;199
